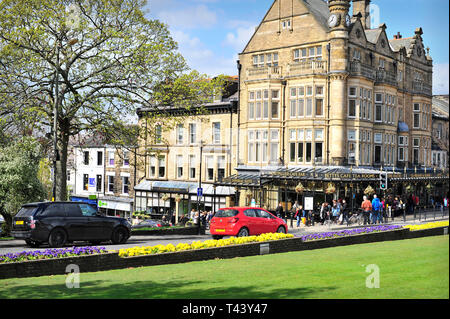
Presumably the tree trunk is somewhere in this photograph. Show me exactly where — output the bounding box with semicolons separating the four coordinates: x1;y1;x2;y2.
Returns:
56;122;70;201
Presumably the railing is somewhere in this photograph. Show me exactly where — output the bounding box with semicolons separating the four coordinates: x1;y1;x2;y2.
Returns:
375;69;398;87
349;61;376;81
412;81;432;96
246;66;282;80
288;59;327;76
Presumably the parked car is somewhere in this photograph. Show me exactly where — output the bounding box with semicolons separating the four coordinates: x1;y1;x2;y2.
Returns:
209;207;288;240
131;219;170;229
11;201;132;248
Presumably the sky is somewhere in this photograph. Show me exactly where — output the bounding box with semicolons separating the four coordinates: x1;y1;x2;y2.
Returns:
145;0;449;94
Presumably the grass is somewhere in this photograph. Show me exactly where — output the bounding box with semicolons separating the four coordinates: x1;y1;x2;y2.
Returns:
0;235;448;299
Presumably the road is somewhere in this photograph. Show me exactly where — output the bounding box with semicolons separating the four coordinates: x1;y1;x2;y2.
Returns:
1;214;447;255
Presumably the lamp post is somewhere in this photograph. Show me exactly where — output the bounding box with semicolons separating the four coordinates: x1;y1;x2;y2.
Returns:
197;140;204;235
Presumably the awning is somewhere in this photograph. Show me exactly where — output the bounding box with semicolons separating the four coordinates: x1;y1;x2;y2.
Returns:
134;180;235;196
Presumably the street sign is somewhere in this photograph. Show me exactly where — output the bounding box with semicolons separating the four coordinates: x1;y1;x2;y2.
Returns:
197;187;203;198
304;197;314;211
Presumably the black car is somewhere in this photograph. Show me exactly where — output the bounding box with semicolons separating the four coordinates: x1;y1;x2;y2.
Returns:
11;201;131;248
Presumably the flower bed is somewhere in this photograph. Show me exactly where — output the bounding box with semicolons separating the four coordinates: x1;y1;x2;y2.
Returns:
0;246;108;264
403;220;449;231
117;233;294;257
299;225;403;242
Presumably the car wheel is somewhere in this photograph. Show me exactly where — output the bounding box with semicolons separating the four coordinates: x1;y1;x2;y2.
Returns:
25;239;41;248
111;227;129;244
276;226;286;234
48;228;67;248
212;235;223;240
237;227;249;237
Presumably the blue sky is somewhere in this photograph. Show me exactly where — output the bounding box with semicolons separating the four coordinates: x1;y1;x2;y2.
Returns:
145;0;449;94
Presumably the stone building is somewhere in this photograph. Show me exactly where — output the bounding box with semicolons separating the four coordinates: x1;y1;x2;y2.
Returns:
431;96;449;169
216;0;445;211
133;79;238;221
70;134;136;218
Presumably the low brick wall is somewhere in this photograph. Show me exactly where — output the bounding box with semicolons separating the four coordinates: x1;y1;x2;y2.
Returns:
0;226;447;280
131;226;199;236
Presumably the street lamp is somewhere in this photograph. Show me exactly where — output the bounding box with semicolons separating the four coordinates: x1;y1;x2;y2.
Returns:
197;140;204;235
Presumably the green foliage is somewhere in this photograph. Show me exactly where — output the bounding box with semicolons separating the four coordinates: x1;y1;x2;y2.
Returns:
0;0;225;200
0;137;46;235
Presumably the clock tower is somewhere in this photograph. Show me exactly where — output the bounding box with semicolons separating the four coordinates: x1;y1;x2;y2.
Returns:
327;0;351;166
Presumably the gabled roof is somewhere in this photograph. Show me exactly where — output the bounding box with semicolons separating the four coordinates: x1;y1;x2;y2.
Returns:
364;28;383;44
241;0;330;54
302;0;330;31
389;37;414;52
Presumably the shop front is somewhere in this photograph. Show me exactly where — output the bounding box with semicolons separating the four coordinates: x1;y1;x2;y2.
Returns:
215;166;448;214
134;180;235;224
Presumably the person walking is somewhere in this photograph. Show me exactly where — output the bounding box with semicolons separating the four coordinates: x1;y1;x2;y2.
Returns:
294;205;303;228
340;199;349;225
331;200;341;224
371;194;381;224
361;196;372;225
393;197;399;221
275;202;284;219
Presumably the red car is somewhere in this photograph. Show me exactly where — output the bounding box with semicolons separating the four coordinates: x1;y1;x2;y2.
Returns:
209;207;288;239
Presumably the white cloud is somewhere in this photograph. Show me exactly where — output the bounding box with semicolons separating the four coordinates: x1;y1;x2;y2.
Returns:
433;63;449;95
223;25;256;52
158;4;217;29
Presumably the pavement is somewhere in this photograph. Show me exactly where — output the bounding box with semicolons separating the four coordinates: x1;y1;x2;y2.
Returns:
283;210;449;237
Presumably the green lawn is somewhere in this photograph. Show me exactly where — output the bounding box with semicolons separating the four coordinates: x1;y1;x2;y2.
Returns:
0;235;448;299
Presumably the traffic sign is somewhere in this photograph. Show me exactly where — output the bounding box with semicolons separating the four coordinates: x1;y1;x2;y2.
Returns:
197;187;203;197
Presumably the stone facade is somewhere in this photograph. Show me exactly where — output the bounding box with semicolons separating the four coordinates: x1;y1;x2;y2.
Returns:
237;0;433;169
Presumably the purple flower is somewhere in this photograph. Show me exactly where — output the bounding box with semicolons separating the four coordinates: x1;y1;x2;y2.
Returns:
301;225;402;242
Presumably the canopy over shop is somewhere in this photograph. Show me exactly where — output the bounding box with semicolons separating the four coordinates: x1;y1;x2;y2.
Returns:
215;166;449;214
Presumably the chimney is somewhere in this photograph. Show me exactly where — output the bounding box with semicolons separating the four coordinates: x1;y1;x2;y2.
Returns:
353;0;371;29
393;32;402;39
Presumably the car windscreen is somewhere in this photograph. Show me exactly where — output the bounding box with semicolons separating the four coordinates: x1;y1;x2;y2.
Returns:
16;206;38;217
214;209;239;218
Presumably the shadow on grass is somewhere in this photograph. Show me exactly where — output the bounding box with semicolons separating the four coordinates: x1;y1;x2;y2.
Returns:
0;277;337;299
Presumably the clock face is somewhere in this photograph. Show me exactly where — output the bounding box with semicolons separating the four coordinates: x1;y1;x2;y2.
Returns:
328;14;339;28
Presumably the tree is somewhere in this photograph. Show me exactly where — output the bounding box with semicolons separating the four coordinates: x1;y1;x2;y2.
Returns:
0;0;224;201
0;137;46;236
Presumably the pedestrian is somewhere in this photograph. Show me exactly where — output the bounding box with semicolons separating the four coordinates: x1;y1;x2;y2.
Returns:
190;208;196;221
275;202;284;219
393;197;399;220
331;200;340;224
361;195;372;225
193;211;199;225
294;204;303;228
340;199;349;225
371;194;381;224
